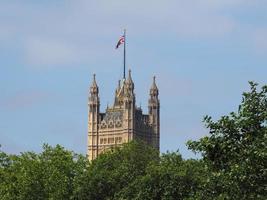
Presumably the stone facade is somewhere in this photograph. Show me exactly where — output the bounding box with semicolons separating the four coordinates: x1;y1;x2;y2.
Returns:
87;70;160;161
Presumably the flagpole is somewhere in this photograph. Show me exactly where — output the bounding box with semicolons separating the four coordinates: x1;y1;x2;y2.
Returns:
123;29;126;79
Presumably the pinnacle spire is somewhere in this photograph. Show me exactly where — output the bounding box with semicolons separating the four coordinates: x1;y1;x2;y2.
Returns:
90;73;99;94
150;76;158;96
118;80;121;88
127;69;133;84
116;80;121;93
125;69;134;92
92;74;97;86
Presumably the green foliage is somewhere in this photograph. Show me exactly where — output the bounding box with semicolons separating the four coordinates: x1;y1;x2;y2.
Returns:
116;152;207;200
0;144;88;200
73;140;159;200
187;82;267;199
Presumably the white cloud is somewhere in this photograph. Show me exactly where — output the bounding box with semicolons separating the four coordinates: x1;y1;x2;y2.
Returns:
0;0;264;68
24;37;84;67
0;91;50;110
73;0;238;38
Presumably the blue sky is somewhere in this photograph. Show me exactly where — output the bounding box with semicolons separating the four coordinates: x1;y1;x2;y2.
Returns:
0;0;266;158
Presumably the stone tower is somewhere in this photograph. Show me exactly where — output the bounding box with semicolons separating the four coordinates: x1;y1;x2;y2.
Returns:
87;70;160;161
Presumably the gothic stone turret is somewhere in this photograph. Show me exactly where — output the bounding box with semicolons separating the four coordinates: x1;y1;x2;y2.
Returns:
87;71;160;161
148;76;160;150
87;74;100;161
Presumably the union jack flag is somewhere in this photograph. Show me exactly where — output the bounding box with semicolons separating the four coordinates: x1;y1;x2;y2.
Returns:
116;35;125;49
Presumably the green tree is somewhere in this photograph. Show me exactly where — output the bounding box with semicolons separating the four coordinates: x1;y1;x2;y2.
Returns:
73;140;159;200
116;151;207;200
0;144;87;200
187;82;267;199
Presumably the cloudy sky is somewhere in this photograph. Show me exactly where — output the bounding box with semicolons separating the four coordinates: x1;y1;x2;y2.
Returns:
0;0;266;158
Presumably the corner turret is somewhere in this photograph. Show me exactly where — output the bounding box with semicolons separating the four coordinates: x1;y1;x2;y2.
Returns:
148;76;160;150
88;74;100;160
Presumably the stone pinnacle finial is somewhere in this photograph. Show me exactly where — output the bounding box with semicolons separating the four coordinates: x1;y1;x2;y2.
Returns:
92;74;97;86
116;79;121;94
127;69;133;84
150;75;158;96
152;76;157;88
90;73;98;94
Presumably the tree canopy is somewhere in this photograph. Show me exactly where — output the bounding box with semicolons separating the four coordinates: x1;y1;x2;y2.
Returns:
0;144;87;200
187;82;267;199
